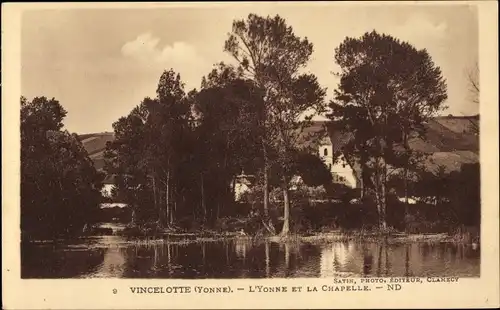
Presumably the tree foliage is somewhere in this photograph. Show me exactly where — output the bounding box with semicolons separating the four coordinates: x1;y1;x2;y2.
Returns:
224;13;327;235
105;69;268;227
292;151;333;187
21;96;104;240
105;70;192;227
23;17;477;239
330;31;447;229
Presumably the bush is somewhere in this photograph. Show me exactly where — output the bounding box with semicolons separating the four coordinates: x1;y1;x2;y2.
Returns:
21;97;104;240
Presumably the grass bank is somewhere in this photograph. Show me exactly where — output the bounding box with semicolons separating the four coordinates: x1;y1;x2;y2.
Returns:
117;227;478;246
266;231;471;245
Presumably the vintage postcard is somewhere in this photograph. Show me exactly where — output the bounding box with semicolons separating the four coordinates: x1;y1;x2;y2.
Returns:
2;1;499;309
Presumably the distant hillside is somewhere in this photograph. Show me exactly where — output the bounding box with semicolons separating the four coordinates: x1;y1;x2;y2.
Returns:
78;132;114;171
325;115;479;175
80;115;479;176
413;116;479;173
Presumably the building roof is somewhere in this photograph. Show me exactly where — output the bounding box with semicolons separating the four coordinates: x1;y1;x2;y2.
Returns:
102;174;116;184
295;120;329;149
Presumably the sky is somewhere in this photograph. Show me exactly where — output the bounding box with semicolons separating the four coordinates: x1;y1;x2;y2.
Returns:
21;3;479;134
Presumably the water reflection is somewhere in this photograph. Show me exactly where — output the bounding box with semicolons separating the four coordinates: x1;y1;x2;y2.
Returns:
21;231;480;279
93;238;126;278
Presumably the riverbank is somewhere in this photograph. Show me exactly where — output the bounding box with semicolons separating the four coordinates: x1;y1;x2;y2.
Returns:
268;231;475;245
115;226;479;246
23;222;479;246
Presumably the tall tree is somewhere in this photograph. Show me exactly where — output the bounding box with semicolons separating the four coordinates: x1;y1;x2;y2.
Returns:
195;69;265;223
201;62;245;90
21;96;104;240
147;69;191;227
330;31;447;230
105;69;192;229
104;105;151;224
224;14;326;236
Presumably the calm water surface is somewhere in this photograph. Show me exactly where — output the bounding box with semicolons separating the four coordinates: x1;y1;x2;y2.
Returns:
21;223;480;279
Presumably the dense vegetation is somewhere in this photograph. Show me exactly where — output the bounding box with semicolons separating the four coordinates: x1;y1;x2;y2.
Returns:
329;31;448;230
20;14;480;240
21;97;104;240
103;15;331;236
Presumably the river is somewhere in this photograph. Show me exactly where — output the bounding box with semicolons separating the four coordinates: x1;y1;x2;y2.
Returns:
21;223;480;279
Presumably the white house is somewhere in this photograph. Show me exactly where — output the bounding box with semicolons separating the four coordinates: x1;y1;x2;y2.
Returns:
306;121;362;191
318;143;359;189
234;178;251;201
233;121;364;200
99;175;128;208
101;183;115;198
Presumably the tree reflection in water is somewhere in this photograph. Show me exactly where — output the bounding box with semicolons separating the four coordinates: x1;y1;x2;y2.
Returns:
405;244;411;277
265;241;270;278
21;238;105;278
362;244;374;276
93;237;126;278
385;242;391;275
21;234;481;278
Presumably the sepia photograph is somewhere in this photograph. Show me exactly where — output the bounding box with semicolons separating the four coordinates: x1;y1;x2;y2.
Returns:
17;3;484;281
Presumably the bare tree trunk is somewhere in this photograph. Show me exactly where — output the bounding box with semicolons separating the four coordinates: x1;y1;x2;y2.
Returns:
158;188;163;226
216;202;220;221
284;242;290;270
385;241;390;274
280;175;290;236
373;157;387;231
360;162;368;202
164;183;170;225
201;173;206;224
167;243;171;274
380;157;388;231
264;167;270;218
374;190;383;229
173;200;176;225
403;132;410;230
153;176;161;228
360;169;365;200
263;142;269;217
404;168;409;205
169;178;175;226
380;108;388;232
157;178;167;228
131;209;137;226
153;245;159;270
232;177;237;201
403;166;409;231
202;243;206;265
166;169;170;228
376;243;383;276
265;240;270;277
152;175;158;217
360;154;369;203
404;244;410;276
373;164;382;225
